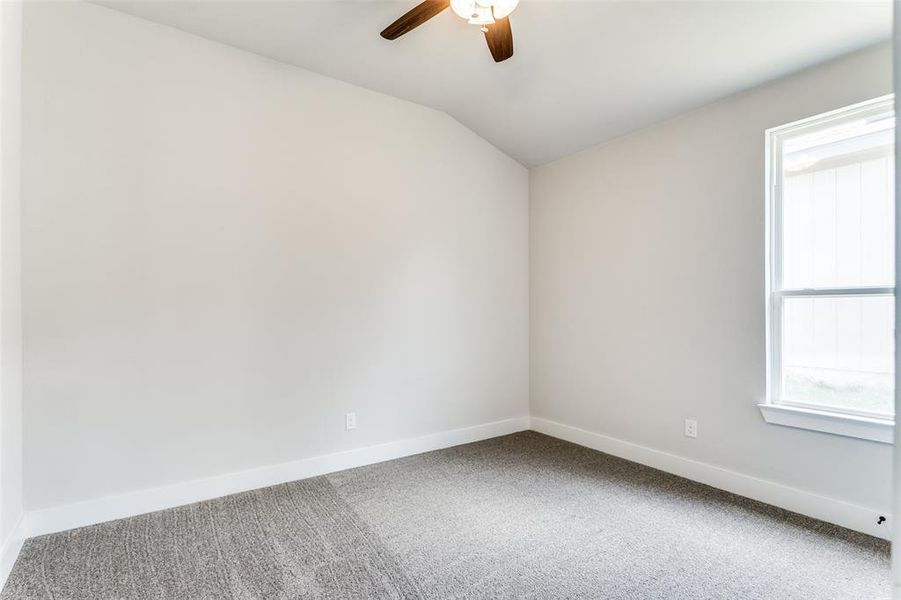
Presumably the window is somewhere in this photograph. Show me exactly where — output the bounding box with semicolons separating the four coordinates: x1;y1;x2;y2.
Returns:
762;95;895;443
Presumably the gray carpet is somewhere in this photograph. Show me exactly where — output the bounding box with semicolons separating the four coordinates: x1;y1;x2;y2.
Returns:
1;432;891;599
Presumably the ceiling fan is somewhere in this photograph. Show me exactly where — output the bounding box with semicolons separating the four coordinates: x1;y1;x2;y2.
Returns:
380;0;517;63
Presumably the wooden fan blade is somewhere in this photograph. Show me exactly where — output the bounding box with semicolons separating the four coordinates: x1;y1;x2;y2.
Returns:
381;0;450;40
484;16;513;62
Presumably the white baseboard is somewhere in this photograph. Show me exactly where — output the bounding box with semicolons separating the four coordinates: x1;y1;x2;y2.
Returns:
26;416;530;538
530;416;891;540
0;515;26;591
18;413;887;551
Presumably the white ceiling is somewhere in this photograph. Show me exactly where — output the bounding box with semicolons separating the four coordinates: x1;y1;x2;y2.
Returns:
97;0;892;166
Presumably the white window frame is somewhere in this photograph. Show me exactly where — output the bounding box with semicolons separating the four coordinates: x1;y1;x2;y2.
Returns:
760;94;895;444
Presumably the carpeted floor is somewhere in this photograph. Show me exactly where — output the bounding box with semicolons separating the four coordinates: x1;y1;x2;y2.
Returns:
1;431;891;599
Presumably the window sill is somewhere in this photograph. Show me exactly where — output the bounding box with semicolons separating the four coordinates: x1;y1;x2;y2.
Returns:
758;403;894;444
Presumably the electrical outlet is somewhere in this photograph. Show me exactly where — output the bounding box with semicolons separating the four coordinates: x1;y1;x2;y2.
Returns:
345;412;357;431
684;419;698;439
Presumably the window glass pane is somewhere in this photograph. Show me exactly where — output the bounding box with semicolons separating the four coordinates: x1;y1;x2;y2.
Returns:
781;113;895;289
781;295;894;416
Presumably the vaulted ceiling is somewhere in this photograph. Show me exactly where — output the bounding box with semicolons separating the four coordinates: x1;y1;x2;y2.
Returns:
98;1;892;166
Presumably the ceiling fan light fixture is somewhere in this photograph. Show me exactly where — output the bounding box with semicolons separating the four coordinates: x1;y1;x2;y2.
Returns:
450;0;474;20
467;6;495;25
451;0;518;23
383;0;515;63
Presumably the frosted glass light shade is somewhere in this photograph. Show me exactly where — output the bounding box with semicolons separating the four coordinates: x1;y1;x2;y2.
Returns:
450;0;519;22
450;0;478;20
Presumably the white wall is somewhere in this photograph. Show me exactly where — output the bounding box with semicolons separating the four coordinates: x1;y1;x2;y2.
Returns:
0;0;25;576
21;2;529;511
530;44;892;514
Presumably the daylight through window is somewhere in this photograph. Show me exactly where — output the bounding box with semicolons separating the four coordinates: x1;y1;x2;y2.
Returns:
767;96;895;420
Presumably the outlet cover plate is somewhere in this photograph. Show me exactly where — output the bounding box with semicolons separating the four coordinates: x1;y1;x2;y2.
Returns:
684;419;698;438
